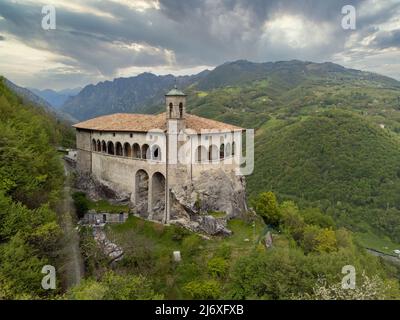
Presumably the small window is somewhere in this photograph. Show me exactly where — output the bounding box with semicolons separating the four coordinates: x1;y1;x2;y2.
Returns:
169;103;173;118
130;133;133;138
113;133;116;137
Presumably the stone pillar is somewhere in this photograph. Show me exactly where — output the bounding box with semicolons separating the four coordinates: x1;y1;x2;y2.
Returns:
148;175;153;219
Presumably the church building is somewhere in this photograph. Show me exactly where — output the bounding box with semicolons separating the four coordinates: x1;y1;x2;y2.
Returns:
73;87;246;223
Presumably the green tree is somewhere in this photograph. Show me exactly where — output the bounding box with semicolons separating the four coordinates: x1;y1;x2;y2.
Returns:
254;192;280;226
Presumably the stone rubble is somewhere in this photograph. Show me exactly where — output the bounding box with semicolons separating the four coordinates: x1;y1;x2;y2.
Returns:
93;225;124;262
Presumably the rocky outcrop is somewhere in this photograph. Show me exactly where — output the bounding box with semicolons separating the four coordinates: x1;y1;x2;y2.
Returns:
93;226;124;263
75;168;247;236
168;169;246;235
170;215;232;236
171;168;246;218
74;171;130;203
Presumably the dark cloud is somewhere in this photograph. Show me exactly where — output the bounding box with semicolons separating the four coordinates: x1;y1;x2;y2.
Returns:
372;30;400;49
0;0;399;89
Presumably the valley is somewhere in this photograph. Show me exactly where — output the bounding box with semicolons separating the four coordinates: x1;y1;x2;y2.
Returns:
2;59;400;300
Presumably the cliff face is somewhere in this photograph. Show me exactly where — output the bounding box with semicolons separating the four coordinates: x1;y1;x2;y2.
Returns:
168;169;247;235
171;168;247;218
75;168;247;236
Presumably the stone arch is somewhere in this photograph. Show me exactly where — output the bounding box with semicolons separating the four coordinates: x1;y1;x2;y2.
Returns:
107;141;115;155
152;144;161;161
115;142;123;156
151;172;166;221
97;140;101;152
92;139;97;151
220;143;225;159
141;144;150;160
196;145;208;163
169;102;173;118
135;169;149;216
102;140;107;153
209;144;219;161
123;142;132;157
133;143;141;158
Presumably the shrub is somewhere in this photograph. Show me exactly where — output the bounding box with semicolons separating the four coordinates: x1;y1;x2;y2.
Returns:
207;257;229;278
253;192;280;227
215;243;232;260
72;192;89;218
301;208;335;228
183;279;221;299
182;234;203;256
279;201;305;241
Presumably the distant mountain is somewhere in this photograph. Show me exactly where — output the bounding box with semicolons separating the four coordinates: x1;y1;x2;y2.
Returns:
4;79;53;111
30;87;82;109
60;60;400;122
196;59;400;90
61;72;209;121
4;78;78;123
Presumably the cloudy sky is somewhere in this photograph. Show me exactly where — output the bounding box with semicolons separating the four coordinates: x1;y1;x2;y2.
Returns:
0;0;399;90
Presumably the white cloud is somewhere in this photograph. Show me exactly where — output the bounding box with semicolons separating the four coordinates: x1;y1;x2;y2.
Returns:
262;14;332;49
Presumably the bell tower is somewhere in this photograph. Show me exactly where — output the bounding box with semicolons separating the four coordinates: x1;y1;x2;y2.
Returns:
166;86;187;132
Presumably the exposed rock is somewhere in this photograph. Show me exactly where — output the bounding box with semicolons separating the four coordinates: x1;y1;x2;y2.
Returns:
93;226;124;262
75;168;247;236
171;168;247;219
75;171;130;203
170;215;232;236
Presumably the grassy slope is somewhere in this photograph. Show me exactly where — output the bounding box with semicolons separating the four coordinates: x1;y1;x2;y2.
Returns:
106;215;266;299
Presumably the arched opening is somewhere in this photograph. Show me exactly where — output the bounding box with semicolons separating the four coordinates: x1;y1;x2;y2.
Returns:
151;172;166;221
196;145;208;163
179;103;183;118
102;140;107;153
115;142;123;156
92;139;97;151
107;141;115;155
141;144;150;160
209;145;219;161
169;102;173;118
232;141;236;156
97;140;101;152
152;145;161;161
220;144;225;159
133;143;141;158
225;143;231;157
123;143;132;157
135;170;149;216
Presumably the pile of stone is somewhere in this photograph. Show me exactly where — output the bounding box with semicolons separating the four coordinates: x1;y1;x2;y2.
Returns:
93;226;124;262
170;215;232;236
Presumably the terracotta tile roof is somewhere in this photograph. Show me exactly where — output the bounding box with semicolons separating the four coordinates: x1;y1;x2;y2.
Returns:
73;113;243;133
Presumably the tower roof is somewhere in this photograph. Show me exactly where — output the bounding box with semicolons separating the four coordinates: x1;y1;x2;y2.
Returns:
166;85;186;97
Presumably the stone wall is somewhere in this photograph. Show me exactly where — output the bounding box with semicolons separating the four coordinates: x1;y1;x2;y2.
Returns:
76;129;92;173
75;128;247;231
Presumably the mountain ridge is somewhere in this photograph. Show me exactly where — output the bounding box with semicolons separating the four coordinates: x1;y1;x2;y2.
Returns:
60;60;400;122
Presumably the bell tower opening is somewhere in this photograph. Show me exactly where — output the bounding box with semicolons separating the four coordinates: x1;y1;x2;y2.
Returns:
165;85;187;120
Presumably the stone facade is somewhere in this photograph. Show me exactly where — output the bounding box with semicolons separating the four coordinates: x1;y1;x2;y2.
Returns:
74;88;247;227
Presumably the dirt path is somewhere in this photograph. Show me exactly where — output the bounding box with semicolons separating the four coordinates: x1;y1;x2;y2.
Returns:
57;161;84;290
